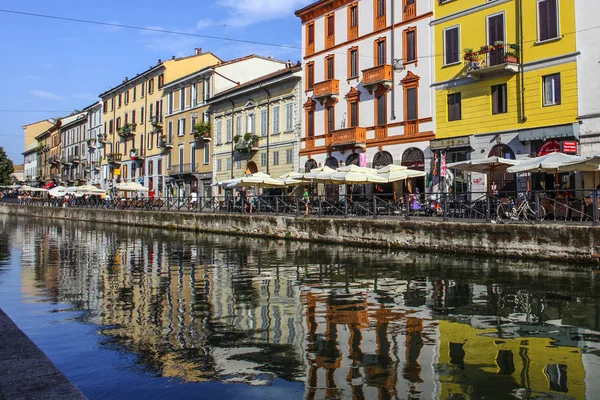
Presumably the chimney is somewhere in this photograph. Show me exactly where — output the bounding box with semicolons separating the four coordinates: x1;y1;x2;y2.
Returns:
195;48;203;55
158;59;162;64
172;55;176;60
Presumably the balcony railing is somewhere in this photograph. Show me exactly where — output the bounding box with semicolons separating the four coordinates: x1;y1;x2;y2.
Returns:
62;156;71;165
464;44;520;78
117;123;137;137
362;65;393;91
313;79;339;102
107;153;122;164
403;2;416;20
326;127;367;147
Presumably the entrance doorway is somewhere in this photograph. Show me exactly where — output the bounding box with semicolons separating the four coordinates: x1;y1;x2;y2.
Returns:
488;144;516;193
401;148;425;194
245;161;258;175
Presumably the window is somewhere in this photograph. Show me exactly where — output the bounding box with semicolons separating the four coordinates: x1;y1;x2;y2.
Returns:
140;107;145;123
191;83;198;107
124;90;129;105
538;0;559;42
260;109;268;136
285;103;294;131
149;104;153;122
225;118;231;143
149;79;155;94
247;113;255;134
286;149;293;164
543;73;561;106
167;121;173;142
179;147;184;173
141;82;145;98
178;118;186;136
191;115;197;134
326;13;335;47
487;13;505;45
132;110;137;124
168;92;173;114
273;106;280;134
406;88;417;120
217;159;222;172
158;74;164;88
350;102;358;127
217;120;223;144
326;55;335;80
118;94;122;108
376;93;387;126
448;93;462;121
103;102;108;114
444;26;460;65
349;4;358;27
204;143;209;164
306;62;315;90
376;0;385;17
180;88;185;110
307;111;315;138
349;48;359;78
260;152;267;167
273;151;279;165
236;156;242;169
191;143;196;171
116;117;122;130
307;23;315;46
226;158;232;170
235;116;242;139
204;78;211;101
404;28;417;63
376;38;386;66
491;84;508;114
125;113;129;125
133;87;137;102
326;105;335;133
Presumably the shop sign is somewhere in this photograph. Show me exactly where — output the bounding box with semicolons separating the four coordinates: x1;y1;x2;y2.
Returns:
562;141;578;154
537;140;561;156
359;152;367;167
430;136;471;150
114;167;121;176
441;153;447;176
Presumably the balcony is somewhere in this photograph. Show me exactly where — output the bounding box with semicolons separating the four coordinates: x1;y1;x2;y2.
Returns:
98;133;107;144
326;127;367;148
234;134;259;153
92;161;101;170
403;2;416;20
117;123;137;138
464;43;519;80
62;156;71;165
71;155;81;164
313;79;339;104
86;138;97;149
107;153;122;164
159;136;174;150
129;150;145;162
362;65;393;92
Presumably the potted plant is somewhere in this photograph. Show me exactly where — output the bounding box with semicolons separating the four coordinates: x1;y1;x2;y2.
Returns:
493;40;505;49
234;133;260;153
463;47;474;60
479;45;489;53
193;122;210;139
504;51;519;63
118;123;136;137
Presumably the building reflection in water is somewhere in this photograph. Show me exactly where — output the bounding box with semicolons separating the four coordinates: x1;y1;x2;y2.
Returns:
10;217;600;399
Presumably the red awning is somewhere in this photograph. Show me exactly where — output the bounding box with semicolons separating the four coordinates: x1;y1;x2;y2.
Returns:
43;182;56;189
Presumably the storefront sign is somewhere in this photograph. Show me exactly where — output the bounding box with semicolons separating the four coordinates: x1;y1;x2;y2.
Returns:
430;136;471;150
114;167;121;176
359;152;367;167
562;141;578;154
537;140;561;156
441;153;447;177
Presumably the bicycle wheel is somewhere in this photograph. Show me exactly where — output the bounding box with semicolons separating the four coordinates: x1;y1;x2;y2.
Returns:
496;203;512;224
523;203;546;222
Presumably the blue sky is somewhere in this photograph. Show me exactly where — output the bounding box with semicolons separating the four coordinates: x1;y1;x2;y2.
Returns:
0;0;313;164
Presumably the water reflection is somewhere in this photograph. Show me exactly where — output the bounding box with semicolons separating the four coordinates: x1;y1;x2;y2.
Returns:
5;215;600;399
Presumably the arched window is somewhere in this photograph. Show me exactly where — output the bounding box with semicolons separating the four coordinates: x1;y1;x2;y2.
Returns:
325;156;339;168
305;159;318;173
488;144;515;160
401;148;425;171
372;151;393;169
346;153;360;166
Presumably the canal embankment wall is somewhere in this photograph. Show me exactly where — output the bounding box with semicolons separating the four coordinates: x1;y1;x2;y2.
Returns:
1;204;598;263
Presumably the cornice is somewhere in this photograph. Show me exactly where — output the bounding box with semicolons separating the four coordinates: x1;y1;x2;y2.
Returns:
295;0;354;24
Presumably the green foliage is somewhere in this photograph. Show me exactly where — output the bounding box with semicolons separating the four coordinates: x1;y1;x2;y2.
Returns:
193;122;211;139
0;147;15;186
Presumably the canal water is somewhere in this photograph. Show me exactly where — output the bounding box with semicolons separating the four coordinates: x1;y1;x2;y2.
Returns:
1;215;600;399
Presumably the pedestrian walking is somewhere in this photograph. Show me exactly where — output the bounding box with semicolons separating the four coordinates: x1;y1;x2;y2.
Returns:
303;187;310;217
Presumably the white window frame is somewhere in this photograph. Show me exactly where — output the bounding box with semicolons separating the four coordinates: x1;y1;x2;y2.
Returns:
536;0;561;43
443;25;461;66
226;118;232;144
247;113;255;134
486;11;506;46
203;142;209;164
191;83;198;107
260;152;267;167
236;116;242;138
542;73;561;106
180;88;185;110
273;151;279;165
216;120;223;145
273;106;280;134
286;149;293;164
285;103;294;132
178;118;186;137
226;158;232;170
217;159;222;172
260;109;268;137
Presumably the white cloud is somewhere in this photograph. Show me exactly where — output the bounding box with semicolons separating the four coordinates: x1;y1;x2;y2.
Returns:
217;0;313;27
30;90;63;100
196;19;217;30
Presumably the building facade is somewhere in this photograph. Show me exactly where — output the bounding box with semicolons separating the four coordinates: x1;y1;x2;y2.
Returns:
432;0;579;193
98;49;221;193
210;63;302;191
22;119;53;155
34;119;61;186
85;102;104;187
60;113;88;186
295;0;435;195
22;148;37;184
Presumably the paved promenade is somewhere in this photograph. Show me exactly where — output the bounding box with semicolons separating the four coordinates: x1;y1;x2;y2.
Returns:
0;308;86;399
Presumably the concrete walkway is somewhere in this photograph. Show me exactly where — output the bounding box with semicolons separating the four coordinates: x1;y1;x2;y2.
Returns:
0;309;86;399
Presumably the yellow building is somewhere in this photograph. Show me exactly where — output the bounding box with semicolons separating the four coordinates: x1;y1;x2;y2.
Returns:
22;119;54;153
33;120;61;185
437;320;586;399
210;63;302;193
98;49;220;193
432;0;579;193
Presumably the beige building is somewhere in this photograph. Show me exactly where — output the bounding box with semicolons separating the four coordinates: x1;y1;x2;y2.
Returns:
210;63;302;193
22;119;54;153
98;49;220;193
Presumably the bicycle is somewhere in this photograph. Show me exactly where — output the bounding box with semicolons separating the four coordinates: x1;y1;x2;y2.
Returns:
496;193;546;224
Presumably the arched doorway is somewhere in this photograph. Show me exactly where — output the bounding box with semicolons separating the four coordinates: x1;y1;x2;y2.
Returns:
488;144;516;193
305;159;318;173
324;156;339;199
373;151;394;194
402;148;426;193
346;153;360;166
245;161;258;175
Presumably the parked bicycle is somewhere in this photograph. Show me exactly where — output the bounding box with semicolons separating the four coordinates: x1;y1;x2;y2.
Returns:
496;193;546;224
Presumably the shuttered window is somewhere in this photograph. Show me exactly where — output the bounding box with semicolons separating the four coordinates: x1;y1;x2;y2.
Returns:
448;93;462;121
444;26;460;65
491;84;507;114
406;88;417;121
376;94;387;126
487;13;505;44
538;0;558;41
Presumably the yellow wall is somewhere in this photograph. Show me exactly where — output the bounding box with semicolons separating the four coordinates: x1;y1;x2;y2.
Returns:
23;120;53;151
437;320;586;399
433;0;578;139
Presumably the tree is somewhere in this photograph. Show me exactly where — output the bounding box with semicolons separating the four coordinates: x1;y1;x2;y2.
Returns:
0;147;15;186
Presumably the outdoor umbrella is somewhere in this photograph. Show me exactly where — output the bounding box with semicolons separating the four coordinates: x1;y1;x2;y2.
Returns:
376;164;425;183
302;166;337;183
507;152;585;189
76;185;106;196
48;186;67;197
278;172;305;186
213;178;243;187
447;156;520;173
233;172;284;189
555;153;600;172
331;168;388;184
19;186;48;192
117;182;149;192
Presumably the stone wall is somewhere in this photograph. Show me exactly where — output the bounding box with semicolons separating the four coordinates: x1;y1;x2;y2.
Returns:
1;204;598;263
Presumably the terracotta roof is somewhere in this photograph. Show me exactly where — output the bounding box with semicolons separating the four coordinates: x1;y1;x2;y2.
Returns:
207;63;302;102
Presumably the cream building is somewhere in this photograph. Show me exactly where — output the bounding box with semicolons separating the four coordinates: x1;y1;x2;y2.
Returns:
210;63;302;193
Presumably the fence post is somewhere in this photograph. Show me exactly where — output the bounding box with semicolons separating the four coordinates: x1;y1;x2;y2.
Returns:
344;195;348;218
275;195;279;215
405;194;411;221
257;196;261;214
594;190;599;227
486;192;491;222
535;191;541;224
319;196;322;218
295;196;299;217
443;192;448;222
373;195;378;220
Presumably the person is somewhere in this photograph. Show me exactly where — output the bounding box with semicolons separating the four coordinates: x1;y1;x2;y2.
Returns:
105;192;111;209
190;190;198;211
303;187;310;217
238;187;248;213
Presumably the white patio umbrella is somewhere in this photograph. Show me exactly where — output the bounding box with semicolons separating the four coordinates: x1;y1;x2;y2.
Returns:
117;182;149;192
376;165;426;183
235;172;284;188
448;156;520;173
302;166;337;183
76;185;106;196
331;168;388;184
556;153;600;172
19;186;48;192
213;178;243;187
48;186;67;197
507;152;585;189
278;172;305;186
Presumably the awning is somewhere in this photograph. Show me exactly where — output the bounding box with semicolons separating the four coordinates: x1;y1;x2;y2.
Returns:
43;182;56;190
430;136;472;150
518;123;579;142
